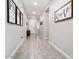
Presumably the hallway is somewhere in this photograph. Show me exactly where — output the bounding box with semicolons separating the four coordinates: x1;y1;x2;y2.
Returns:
11;34;65;59
5;0;73;59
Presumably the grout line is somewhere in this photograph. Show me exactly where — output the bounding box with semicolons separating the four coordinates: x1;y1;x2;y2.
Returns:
32;34;35;59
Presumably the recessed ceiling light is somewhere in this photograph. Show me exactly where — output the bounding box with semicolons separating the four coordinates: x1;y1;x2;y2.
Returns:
33;11;36;14
34;2;38;6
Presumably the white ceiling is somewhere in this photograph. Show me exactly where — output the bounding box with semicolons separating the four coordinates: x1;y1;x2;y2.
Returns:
21;0;51;19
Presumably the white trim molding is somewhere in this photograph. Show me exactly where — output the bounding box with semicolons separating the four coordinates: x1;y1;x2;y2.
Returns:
48;41;72;59
8;38;25;59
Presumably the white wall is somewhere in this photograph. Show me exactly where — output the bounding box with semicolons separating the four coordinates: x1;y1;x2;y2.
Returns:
5;0;28;59
49;0;73;57
28;18;38;34
39;11;49;40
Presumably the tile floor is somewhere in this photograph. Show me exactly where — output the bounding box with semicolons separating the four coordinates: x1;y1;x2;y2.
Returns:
11;34;66;59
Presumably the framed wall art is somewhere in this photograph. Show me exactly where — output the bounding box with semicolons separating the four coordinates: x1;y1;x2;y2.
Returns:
54;0;73;23
20;12;23;26
16;7;21;25
7;0;17;24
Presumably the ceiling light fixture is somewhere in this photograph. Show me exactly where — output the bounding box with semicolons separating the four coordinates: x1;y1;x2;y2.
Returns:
33;11;36;14
34;2;38;6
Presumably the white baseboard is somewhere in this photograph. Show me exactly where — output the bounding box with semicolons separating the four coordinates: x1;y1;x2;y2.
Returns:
48;41;72;59
7;39;72;59
8;38;25;59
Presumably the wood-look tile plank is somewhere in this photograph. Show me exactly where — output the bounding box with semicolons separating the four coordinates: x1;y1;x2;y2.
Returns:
11;34;65;59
